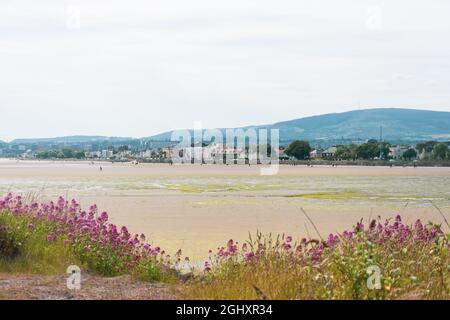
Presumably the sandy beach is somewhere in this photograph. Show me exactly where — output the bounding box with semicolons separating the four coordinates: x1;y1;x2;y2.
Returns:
1;159;449;261
1;160;450;177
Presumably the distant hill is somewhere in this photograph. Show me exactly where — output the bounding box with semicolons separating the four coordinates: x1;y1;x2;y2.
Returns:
146;108;450;144
11;136;134;144
5;108;450;148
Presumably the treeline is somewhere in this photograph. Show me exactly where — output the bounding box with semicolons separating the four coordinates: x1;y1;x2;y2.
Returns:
284;140;450;161
331;140;405;160
35;145;132;159
36;148;85;159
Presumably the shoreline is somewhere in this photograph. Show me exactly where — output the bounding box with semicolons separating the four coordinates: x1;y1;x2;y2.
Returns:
1;159;450;178
2;157;450;168
1;160;449;260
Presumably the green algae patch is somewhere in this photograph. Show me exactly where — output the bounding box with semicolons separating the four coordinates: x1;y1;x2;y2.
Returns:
167;183;277;193
193;199;262;206
285;191;363;200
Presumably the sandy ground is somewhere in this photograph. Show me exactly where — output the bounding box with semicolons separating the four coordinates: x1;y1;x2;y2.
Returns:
1;159;450;177
0;273;175;300
1;160;450;261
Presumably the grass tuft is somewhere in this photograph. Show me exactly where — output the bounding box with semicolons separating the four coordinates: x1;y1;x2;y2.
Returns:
180;216;450;300
0;193;178;282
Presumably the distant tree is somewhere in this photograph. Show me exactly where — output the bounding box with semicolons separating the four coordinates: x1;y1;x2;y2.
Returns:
74;151;86;159
379;142;391;159
61;148;75;158
37;150;58;159
262;143;275;157
349;144;359;159
118;145;129;152
402;148;417;160
334;146;347;160
334;145;355;160
356;141;379;159
36;151;49;159
416;141;438;154
432;143;449;160
356;140;390;160
48;150;59;158
36;148;85;159
285;140;311;160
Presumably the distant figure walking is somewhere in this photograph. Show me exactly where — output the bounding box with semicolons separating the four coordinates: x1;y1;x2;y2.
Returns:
100;166;103;172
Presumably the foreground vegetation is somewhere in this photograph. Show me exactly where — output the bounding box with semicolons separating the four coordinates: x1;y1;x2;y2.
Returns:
2;193;450;300
0;193;178;282
181;216;450;300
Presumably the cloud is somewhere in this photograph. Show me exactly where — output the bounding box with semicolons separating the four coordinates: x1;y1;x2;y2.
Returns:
0;0;450;141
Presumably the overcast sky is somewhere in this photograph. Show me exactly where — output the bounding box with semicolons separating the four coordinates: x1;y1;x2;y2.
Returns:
1;0;450;141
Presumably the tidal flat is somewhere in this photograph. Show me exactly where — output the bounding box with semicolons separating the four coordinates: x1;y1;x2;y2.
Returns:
1;159;449;260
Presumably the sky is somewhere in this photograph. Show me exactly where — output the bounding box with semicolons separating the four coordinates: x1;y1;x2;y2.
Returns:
1;0;450;141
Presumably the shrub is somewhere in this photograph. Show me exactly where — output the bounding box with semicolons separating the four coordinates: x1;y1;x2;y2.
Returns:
0;223;20;259
181;216;450;300
0;193;178;281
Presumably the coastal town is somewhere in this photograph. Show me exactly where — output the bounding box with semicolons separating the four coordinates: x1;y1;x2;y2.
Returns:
2;138;449;163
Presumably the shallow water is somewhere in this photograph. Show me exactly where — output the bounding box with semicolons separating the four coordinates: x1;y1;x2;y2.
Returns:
1;160;449;260
1;174;449;206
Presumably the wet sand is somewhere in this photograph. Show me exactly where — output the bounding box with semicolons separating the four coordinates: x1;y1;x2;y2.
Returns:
1;159;450;177
1;159;449;261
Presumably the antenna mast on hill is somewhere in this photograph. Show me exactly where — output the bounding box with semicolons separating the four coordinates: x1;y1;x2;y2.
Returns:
379;125;383;159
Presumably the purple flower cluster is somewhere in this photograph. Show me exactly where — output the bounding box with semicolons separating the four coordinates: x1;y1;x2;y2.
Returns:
365;215;444;244
0;193;166;273
208;214;449;270
216;239;239;258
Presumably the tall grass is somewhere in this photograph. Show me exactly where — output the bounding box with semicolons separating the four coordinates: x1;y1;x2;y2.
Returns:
0;213;76;274
2;192;450;299
0;193;178;282
180;216;450;300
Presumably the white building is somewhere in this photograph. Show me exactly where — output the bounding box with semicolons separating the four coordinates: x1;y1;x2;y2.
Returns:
174;144;248;163
101;150;113;159
389;146;411;160
116;150;132;160
21;149;35;159
139;150;153;159
309;149;323;159
85;151;102;158
321;146;337;159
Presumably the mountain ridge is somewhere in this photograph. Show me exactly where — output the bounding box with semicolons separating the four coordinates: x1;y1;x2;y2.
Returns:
145;108;450;143
10;135;134;144
4;108;450;145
